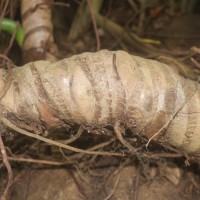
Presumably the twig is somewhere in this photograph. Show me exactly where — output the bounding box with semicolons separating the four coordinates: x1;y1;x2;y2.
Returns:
127;0;139;14
86;0;101;51
0;0;9;33
137;0;146;34
1;117;124;157
0;136;13;200
95;14;159;56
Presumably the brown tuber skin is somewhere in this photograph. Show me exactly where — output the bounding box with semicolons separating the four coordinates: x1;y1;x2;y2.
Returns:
0;50;200;154
21;0;58;63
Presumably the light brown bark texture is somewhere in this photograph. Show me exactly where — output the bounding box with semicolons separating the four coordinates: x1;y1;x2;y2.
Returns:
1;50;200;154
21;0;58;63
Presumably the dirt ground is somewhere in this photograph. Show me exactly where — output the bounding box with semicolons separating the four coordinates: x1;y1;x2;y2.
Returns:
1;158;199;200
1;1;200;200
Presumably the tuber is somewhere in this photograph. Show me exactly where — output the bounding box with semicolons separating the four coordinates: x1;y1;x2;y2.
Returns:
0;50;200;155
21;0;58;63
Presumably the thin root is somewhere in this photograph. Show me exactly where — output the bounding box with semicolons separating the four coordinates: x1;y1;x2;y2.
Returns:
114;121;137;154
103;174;120;200
0;135;13;200
57;126;83;144
2;117;124;157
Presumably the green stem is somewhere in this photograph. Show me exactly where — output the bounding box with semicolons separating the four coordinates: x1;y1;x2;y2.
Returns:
0;18;24;47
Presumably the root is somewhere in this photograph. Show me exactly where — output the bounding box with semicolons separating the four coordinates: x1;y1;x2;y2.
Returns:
114;121;137;154
103;174;120;200
0;136;13;200
2;118;124;157
57;126;83;144
0;155;71;166
67;138;117;161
